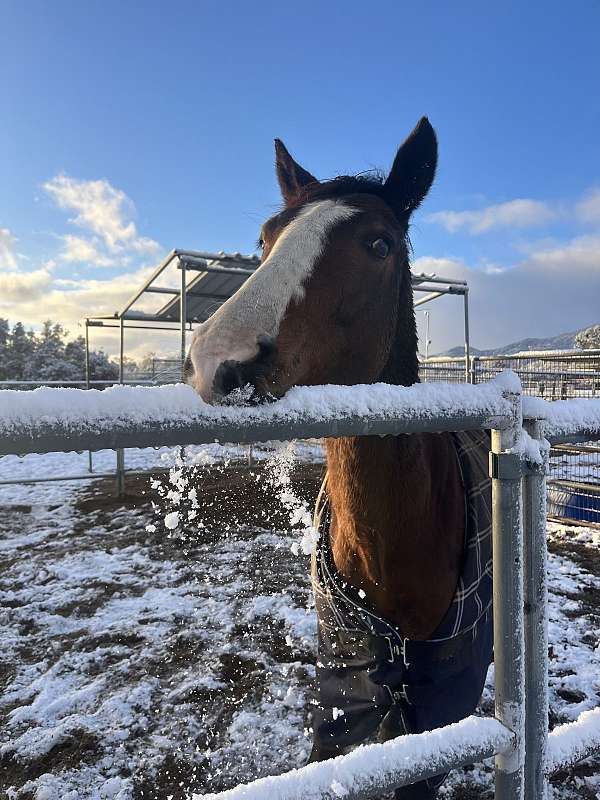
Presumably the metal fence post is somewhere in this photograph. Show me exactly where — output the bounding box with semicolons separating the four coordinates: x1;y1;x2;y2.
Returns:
470;355;478;385
85;319;93;474
463;288;471;383
115;447;126;499
116;318;126;497
523;418;549;800
490;384;525;800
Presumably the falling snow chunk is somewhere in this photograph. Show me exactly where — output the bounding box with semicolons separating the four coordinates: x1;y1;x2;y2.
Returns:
164;511;180;530
300;527;320;555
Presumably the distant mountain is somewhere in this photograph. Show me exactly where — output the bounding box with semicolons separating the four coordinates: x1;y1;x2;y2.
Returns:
441;328;584;357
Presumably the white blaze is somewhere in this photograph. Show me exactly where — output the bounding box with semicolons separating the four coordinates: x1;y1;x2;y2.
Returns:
189;200;357;400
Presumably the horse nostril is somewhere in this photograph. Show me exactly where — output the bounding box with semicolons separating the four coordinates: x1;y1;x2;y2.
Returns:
212;336;278;402
256;334;276;361
213;360;246;398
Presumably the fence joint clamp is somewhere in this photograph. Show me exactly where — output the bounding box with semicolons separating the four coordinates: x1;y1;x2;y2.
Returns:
489;452;523;481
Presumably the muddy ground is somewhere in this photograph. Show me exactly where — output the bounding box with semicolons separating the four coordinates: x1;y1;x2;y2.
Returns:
1;461;599;799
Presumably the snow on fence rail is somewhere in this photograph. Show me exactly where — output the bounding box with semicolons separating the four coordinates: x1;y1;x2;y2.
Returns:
196;716;514;800
523;395;600;443
1;372;599;458
2;372;600;800
0;373;520;456
547;708;600;774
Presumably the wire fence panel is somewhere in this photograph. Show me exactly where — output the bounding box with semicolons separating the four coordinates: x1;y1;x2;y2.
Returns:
419;359;468;384
420;351;600;526
419;350;600;398
474;352;600;400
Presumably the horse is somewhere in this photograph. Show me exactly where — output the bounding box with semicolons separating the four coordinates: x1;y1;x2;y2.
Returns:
185;118;493;799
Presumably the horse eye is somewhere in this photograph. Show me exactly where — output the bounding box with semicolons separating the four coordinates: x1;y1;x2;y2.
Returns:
371;238;390;259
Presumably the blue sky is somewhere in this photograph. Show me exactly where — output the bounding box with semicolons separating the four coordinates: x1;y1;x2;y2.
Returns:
1;0;599;356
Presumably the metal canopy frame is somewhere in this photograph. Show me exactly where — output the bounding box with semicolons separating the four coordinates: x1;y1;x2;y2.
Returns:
84;250;470;386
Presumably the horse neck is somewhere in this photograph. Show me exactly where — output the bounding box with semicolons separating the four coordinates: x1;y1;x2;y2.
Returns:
323;269;464;639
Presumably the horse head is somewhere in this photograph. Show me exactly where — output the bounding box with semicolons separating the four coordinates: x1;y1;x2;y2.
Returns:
186;118;437;403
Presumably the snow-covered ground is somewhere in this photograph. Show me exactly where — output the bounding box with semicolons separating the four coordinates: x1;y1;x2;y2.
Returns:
1;447;599;800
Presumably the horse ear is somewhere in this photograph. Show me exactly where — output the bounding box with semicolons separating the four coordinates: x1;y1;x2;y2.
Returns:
274;139;318;205
383;117;438;218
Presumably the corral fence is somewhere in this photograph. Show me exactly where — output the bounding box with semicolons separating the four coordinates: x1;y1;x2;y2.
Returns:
421;350;600;527
419;349;600;399
1;376;600;799
0;376;185;491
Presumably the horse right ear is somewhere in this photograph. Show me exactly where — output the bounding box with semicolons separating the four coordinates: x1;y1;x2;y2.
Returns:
275;139;318;205
383;117;438;219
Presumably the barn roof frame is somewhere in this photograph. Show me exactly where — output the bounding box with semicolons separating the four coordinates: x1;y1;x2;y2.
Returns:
84;248;470;384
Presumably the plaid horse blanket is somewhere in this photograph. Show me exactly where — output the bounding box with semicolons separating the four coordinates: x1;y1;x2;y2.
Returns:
311;430;493;787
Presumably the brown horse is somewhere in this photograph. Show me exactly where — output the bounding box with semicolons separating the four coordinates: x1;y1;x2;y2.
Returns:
186;119;493;799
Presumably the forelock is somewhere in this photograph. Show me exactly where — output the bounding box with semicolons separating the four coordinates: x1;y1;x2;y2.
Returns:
286;173;388;210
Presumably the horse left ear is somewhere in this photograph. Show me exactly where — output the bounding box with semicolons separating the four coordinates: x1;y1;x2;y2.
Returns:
383;117;438;218
275;139;318;205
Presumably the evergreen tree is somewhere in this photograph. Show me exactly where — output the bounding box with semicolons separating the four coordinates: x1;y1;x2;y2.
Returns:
7;322;36;380
64;336;87;374
0;318;9;380
27;321;73;380
88;349;119;381
575;324;600;350
1;319;121;384
64;335;119;381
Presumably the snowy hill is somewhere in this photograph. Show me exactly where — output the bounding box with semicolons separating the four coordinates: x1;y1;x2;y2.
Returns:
441;327;586;357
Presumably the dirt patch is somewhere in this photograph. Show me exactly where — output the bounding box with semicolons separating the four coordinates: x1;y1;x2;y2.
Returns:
133;752;209;800
1;729;101;789
549;535;600;573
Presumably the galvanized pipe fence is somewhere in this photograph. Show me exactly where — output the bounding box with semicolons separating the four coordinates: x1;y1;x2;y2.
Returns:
420;350;600;399
1;377;600;799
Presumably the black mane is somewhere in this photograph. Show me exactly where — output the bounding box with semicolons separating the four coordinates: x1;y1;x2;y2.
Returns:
289;172;391;208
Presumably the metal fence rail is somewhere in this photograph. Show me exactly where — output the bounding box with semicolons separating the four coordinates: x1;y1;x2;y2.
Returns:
1;378;600;799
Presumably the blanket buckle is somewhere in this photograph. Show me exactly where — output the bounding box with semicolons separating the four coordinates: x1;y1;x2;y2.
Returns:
384;683;410;705
385;636;403;663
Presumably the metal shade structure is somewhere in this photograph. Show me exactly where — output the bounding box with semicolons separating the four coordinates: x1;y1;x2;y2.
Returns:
84;249;470;384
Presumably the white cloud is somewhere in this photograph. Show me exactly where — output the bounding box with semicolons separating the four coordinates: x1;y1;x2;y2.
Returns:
0;267;150;325
413;233;600;353
576;188;600;225
0;265;182;360
44;175;160;267
60;235;115;267
0;268;53;302
0;228;18;270
0;178;173;360
526;233;600;271
426;199;557;234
